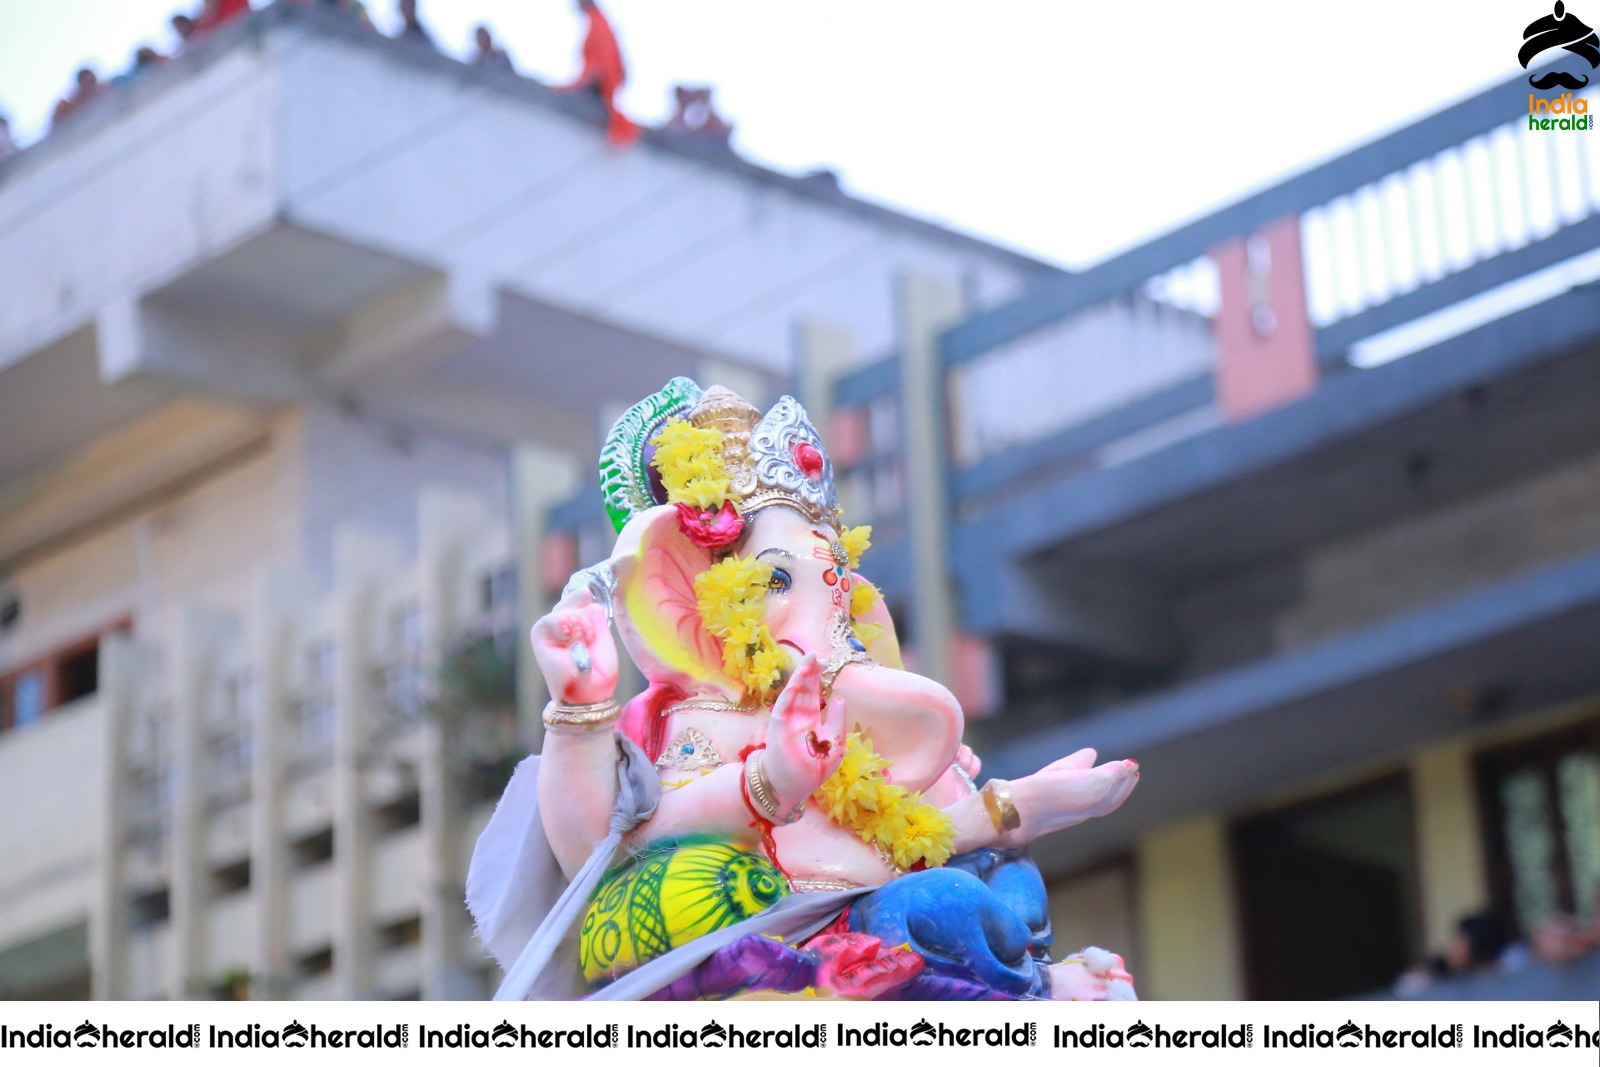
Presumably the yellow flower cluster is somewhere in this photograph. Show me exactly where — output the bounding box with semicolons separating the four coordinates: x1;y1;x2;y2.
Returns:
814;733;955;870
849;581;883;647
651;418;731;510
693;555;786;700
838;524;872;569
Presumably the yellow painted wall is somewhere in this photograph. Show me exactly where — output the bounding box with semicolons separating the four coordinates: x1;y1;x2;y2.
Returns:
1411;741;1489;953
1136;816;1245;1000
1048;862;1141;979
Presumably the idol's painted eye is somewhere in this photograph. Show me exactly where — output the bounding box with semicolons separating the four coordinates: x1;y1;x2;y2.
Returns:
767;567;792;594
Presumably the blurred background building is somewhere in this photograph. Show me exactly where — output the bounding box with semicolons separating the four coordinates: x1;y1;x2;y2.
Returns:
2;1;1598;1002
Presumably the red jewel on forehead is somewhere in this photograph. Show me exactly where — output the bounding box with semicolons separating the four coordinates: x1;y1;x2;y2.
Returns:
794;441;824;479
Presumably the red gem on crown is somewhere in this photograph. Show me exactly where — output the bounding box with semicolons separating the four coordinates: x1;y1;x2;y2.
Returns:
795;441;824;479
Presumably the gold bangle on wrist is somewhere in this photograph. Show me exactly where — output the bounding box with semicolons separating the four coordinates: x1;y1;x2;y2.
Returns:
980;778;1022;834
542;698;620;734
744;751;804;825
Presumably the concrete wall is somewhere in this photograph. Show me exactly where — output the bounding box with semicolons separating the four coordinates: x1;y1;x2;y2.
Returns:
0;699;103;953
1047;862;1142;981
952;299;1214;466
1278;445;1600;649
270;26;1029;374
1176;444;1600;675
0;409;298;668
293;402;508;584
0;46;277;368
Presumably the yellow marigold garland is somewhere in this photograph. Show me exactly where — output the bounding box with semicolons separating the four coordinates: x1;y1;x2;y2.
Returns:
694;555;785;700
849;581;883;647
651;418;730;509
815;733;955;869
838;524;872;569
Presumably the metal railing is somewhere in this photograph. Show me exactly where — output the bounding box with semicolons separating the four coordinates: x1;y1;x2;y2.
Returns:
830;64;1600;522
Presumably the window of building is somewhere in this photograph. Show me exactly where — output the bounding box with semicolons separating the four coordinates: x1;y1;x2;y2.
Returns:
0;619;130;736
382;603;426;724
11;668;45;727
295;946;333;977
130;887;171;930
1232;774;1422;999
55;642;99;705
212;858;251;897
1477;715;1600;934
295;641;336;755
374;791;420;833
291;827;334;867
377;914;421;949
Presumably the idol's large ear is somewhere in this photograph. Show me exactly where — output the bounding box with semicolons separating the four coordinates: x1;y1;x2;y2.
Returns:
609;505;737;695
853;576;903;669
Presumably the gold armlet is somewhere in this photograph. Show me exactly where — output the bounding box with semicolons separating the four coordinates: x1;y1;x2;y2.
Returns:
744;750;805;825
542;698;621;735
980;779;1022;834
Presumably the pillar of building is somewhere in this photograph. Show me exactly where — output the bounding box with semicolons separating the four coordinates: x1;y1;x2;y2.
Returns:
169;606;228;999
794;319;854;438
248;570;313;999
509;445;580;750
331;526;404;999
417;487;488;1000
695;356;771;409
895;272;963;686
1411;741;1490;953
91;636;143;1000
1136;816;1246;1000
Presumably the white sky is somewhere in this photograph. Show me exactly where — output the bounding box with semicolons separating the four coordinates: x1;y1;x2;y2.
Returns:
0;0;1532;268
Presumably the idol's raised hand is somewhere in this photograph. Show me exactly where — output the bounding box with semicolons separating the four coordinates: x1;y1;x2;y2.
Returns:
762;653;847;812
530;587;619;707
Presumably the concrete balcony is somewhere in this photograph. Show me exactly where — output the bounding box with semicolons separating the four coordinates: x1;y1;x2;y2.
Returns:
372;827;423;928
206;891;254;977
0;696;104;953
125;923;171;1001
287;862;334;958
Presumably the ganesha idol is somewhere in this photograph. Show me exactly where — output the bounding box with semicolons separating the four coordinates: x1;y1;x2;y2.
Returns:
467;377;1141;1002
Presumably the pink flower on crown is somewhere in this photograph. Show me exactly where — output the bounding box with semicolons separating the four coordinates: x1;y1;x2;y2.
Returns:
675;500;745;549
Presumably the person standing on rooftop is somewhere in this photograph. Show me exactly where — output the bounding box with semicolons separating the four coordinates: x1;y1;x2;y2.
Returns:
472;24;514;71
51;69;103;128
396;0;436;50
563;0;636;146
170;14;198;52
193;0;252;37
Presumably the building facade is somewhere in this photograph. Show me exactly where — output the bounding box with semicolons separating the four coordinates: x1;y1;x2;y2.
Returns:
3;5;1597;1003
0;6;1055;1000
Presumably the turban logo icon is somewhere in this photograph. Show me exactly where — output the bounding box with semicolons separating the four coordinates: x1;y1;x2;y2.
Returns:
1521;2;1600;89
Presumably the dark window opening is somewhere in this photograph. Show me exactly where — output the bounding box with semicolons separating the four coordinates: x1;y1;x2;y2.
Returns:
212;858;251;896
291;827;334;867
1;618;130;736
295;946;333;977
374;791;421;833
130;887;171;930
377;914;421;949
1233;774;1422;999
55;643;99;706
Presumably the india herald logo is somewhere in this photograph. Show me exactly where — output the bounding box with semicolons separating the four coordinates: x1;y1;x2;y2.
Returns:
1521;2;1600;89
